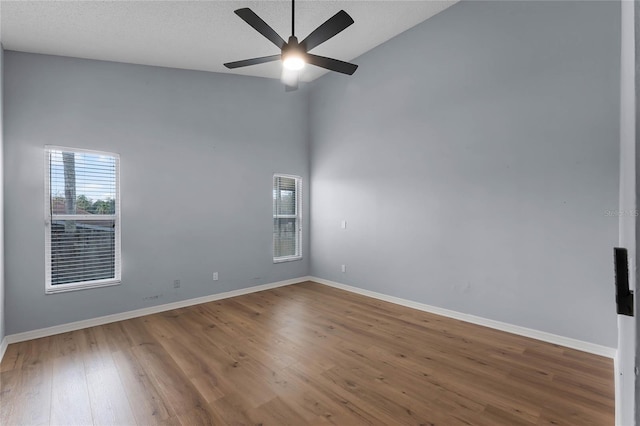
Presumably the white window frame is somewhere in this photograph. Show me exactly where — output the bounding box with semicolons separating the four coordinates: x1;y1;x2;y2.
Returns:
273;174;302;263
44;146;121;294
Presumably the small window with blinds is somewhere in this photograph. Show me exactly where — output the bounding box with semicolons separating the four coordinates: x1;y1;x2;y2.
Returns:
273;174;302;263
45;146;121;293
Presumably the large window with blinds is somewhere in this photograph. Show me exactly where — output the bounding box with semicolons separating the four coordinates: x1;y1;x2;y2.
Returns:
45;146;121;293
273;174;302;263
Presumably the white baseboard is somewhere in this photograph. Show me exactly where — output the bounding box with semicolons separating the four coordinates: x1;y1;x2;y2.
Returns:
311;276;617;359
3;276;312;350
1;275;616;363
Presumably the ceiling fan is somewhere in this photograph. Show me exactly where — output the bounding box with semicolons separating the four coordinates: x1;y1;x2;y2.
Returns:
224;0;358;91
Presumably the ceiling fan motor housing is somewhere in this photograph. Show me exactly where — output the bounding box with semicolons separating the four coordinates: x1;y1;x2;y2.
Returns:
282;36;302;56
281;36;306;71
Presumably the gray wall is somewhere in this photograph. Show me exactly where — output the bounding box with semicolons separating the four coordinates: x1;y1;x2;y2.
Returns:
309;1;620;347
0;45;5;344
4;52;309;334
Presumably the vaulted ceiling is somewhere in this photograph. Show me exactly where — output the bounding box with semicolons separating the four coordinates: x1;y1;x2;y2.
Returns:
0;1;457;82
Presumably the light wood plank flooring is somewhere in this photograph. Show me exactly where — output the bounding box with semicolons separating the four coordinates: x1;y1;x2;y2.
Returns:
0;281;614;425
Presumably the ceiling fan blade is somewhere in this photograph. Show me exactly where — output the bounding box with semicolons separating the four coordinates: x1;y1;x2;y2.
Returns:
234;8;286;49
300;10;354;52
306;54;358;75
224;55;281;69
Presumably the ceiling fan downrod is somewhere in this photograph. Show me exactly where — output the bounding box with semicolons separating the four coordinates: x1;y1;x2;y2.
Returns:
292;0;295;37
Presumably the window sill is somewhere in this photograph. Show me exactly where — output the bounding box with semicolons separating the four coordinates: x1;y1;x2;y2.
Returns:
273;256;303;264
46;279;121;294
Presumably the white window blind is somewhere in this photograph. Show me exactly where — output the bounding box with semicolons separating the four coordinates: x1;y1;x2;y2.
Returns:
45;146;121;293
273;174;302;262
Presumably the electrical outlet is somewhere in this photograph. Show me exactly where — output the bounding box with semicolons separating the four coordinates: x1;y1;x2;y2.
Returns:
341;220;347;229
341;264;346;273
173;279;181;288
213;272;219;281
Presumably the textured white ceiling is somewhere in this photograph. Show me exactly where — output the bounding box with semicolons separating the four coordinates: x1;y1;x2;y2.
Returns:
0;0;456;82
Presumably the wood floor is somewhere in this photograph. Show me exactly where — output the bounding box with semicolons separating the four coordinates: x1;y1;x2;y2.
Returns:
0;281;614;425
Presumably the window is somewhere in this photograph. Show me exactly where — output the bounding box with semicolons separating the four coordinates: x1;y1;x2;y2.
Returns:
273;174;302;262
45;146;121;293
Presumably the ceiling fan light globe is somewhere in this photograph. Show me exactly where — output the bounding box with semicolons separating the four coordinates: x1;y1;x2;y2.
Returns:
283;55;305;71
